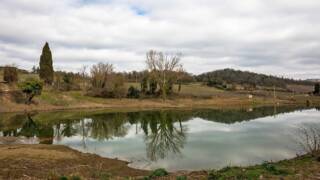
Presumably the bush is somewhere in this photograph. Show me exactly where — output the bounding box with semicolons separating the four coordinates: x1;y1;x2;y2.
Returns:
60;83;81;91
54;73;81;91
208;170;221;180
19;78;43;104
149;168;168;178
87;73;126;98
261;161;288;175
3;66;18;83
58;176;80;180
176;176;187;180
127;86;140;98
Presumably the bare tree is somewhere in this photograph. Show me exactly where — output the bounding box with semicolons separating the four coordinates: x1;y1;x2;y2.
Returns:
79;65;88;89
295;123;320;156
176;66;185;92
90;62;113;89
146;50;183;100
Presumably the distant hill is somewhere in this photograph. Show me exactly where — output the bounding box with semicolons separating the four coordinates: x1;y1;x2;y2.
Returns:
0;66;29;74
306;79;320;83
196;68;313;89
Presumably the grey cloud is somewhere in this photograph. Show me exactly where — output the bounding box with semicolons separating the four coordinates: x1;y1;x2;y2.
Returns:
0;0;319;79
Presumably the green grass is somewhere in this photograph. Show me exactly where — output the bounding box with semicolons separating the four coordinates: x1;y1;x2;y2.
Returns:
125;82;224;98
206;152;320;179
39;91;71;106
177;83;223;97
66;91;108;104
143;168;169;179
18;73;39;82
38;89;108;106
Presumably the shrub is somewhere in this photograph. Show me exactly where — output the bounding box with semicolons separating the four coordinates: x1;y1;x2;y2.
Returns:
88;74;127;98
127;86;140;98
19;78;43;104
207;170;221;180
111;74;127;98
58;175;81;180
3;66;18;83
54;73;81;91
176;176;187;180
261;162;287;175
149;168;168;178
61;74;80;91
59;176;68;180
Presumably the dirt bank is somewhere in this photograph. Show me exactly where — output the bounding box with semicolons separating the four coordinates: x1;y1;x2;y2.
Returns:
1;94;320;113
0;143;319;179
0;144;149;179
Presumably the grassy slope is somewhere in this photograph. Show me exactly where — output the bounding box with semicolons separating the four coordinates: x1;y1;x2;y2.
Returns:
205;153;320;179
1;70;320;113
1;83;320;113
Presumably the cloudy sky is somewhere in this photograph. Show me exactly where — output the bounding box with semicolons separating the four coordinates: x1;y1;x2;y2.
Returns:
0;0;319;79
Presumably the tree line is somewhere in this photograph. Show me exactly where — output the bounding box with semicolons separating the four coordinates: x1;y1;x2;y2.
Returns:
196;68;315;90
2;42;319;104
2;43;188;103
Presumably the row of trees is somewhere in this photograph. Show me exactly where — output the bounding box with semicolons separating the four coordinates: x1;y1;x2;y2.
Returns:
3;42;319;104
86;50;186;99
2;43;187;103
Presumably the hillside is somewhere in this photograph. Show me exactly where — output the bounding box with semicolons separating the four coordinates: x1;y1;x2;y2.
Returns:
307;79;320;83
196;68;313;89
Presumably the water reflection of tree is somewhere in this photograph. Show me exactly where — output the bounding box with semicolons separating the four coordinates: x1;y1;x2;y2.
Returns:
143;111;187;161
61;121;77;137
89;113;129;140
18;114;54;144
194;106;311;124
19;115;38;137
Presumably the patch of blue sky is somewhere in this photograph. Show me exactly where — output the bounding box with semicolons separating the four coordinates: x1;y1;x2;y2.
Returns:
131;6;147;16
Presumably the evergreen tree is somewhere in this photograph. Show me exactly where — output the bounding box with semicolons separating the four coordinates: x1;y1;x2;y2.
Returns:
39;42;54;84
314;83;320;95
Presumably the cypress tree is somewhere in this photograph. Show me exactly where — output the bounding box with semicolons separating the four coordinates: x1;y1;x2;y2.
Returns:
39;42;54;84
314;83;320;95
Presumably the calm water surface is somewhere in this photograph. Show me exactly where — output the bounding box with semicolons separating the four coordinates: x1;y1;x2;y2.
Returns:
0;106;319;171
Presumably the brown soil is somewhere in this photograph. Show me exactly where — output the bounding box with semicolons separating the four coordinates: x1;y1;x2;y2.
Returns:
0;144;149;179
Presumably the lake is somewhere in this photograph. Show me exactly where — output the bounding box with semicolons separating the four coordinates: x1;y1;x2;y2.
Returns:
0;106;319;171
